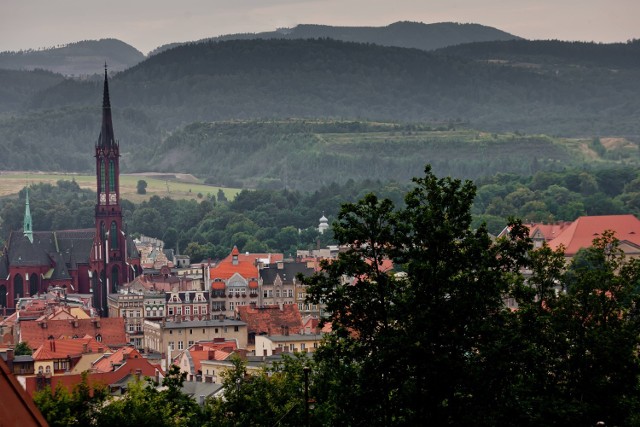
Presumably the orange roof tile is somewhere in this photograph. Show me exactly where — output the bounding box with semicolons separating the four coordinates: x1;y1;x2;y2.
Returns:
236;304;302;335
32;336;105;361
548;215;640;256
209;247;283;282
20;317;127;350
93;346;143;372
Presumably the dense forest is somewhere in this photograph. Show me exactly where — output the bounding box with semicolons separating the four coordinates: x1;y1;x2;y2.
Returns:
2;164;640;262
0;39;145;75
151;21;520;55
1;38;639;177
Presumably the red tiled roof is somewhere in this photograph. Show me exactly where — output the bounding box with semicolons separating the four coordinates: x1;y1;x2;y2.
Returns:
93;346;143;373
527;222;572;241
548;215;640;256
180;341;238;373
24;356;163;397
32;336;105;361
20;317;127;349
236;304;302;335
209;247;283;283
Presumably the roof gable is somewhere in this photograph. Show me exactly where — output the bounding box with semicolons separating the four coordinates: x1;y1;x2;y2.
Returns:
548;215;640;256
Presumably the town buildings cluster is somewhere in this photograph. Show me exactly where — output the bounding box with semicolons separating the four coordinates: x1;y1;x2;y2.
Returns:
2;69;640;411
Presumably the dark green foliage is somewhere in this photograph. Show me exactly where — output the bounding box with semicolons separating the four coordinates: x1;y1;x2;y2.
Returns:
33;372;109;427
13;341;33;356
303;166;532;425
96;365;203;427
204;354;315;426
136;179;147;194
3;38;640;177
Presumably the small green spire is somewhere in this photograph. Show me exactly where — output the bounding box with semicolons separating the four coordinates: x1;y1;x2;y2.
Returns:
24;187;33;243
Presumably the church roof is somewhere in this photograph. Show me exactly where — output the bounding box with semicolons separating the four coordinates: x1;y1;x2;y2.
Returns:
5;229;95;268
98;66;117;149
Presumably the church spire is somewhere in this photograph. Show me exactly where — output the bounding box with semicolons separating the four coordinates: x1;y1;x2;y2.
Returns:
98;64;116;148
23;188;33;243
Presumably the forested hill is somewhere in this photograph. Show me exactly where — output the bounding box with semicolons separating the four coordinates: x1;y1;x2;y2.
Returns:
2;38;640;177
0;39;145;76
436;38;640;69
22;37;640;136
150;21;521;55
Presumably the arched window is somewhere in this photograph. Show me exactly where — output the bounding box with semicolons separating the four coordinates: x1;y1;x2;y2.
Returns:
100;160;106;193
109;160;116;192
96;334;102;343
0;285;6;307
110;221;118;249
111;265;119;293
29;274;39;296
13;274;23;301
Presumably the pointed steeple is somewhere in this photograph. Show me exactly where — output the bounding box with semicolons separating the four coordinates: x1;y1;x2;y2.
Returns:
98;63;116;148
23;188;33;243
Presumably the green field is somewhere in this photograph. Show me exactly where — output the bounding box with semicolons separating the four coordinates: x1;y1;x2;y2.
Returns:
0;172;241;202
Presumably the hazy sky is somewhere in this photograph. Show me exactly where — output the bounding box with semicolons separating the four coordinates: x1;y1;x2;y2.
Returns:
2;0;638;54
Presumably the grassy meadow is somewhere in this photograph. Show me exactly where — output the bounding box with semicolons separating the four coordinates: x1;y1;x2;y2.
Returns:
0;172;241;203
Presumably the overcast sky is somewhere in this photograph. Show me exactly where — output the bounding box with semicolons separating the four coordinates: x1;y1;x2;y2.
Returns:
2;0;638;54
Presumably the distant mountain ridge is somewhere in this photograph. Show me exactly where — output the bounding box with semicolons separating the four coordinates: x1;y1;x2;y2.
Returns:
149;21;521;55
0;39;145;76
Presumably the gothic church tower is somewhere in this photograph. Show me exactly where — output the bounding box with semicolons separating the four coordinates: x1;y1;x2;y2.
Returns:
93;66;129;314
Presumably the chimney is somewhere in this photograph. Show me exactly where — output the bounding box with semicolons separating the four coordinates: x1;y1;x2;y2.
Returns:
6;348;14;362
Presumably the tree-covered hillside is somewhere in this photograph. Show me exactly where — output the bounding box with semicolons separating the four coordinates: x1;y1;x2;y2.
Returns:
150;21;521;55
0;38;145;76
2;38;640;179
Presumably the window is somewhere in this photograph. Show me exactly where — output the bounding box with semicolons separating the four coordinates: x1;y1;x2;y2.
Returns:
188;341;194;347
193;307;199;315
45;366;51;374
301;343;306;350
289;344;295;351
109;160;116;192
169;308;174;316
185;307;191;315
298;303;303;311
267;290;273;298
128;324;134;332
100;160;106;193
234;326;239;332
178;341;184;350
275;290;280;298
189;329;193;335
288;289;293;298
177;307;182;315
201;307;207;314
313;342;318;349
169;341;174;350
229;302;234;310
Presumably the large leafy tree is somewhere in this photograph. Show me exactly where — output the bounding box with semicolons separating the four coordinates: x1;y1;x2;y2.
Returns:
304;165;532;425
